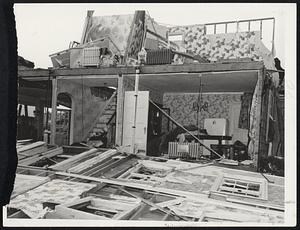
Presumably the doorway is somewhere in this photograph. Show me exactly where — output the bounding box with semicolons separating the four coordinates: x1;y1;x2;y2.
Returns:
55;93;73;146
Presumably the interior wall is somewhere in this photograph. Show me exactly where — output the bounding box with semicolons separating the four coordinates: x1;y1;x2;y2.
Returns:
162;92;249;144
57;79;108;143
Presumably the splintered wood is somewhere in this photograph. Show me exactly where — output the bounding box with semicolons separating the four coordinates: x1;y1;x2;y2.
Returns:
10;142;285;223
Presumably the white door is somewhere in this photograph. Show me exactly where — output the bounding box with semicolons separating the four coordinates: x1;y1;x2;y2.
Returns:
122;91;149;154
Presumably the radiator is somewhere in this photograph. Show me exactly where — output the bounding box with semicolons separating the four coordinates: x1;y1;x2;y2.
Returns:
82;47;100;67
146;49;174;65
168;142;202;159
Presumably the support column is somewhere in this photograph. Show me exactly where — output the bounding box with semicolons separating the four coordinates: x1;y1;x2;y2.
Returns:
253;69;264;170
115;74;124;146
50;77;58;144
131;67;140;154
36;100;44;141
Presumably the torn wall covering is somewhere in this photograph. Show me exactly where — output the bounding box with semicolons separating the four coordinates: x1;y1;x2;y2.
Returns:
85;14;134;55
168;25;280;162
168;25;279;86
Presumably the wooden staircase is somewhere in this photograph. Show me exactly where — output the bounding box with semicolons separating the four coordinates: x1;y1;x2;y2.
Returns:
88;96;117;138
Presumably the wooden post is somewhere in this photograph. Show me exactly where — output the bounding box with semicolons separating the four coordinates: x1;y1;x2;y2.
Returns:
260;20;263;39
253;69;264;170
115;74;124;146
271;18;275;55
50;77;58;145
36;100;44;141
131;67;140;154
80;10;94;44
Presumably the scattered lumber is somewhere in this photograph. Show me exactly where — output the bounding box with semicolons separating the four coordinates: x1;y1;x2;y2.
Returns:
17;141;47;157
67;149;118;174
49;148;98;171
54;171;282;216
18;147;63;166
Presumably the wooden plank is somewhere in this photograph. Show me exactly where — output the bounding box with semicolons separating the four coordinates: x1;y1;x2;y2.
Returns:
17;141;46;153
17;139;33;144
115;74;124;146
128;203;147;220
17;146;48;157
113;202;141;220
118;187;189;221
149;198;184;211
50;77;58;145
87;155;131;177
80;10;94;44
18;147;63;166
54;205;110;220
49;148;98;171
80;158;117;176
254;69;264;169
67;149;118;174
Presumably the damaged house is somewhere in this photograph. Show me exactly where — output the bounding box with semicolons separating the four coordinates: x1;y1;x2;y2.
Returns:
9;10;285;224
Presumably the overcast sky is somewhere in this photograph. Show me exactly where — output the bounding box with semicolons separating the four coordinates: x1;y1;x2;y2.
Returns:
14;3;294;68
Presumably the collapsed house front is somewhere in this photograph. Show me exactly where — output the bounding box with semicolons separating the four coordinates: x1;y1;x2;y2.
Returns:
10;10;285;223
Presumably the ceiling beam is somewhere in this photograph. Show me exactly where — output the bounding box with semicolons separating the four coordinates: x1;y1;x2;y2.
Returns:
18;61;264;80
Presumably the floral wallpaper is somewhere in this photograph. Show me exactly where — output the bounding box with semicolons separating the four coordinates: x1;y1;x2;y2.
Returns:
126;11;146;61
248;74;263;166
85;14;134;55
169;25;264;62
8;179;96;218
168;25;279;86
163;93;242;132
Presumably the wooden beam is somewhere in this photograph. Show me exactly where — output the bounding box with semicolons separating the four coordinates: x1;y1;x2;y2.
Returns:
50;77;58;144
80;10;94;44
116;74;124;146
18;147;63;166
49;148;98;171
18;61;264;79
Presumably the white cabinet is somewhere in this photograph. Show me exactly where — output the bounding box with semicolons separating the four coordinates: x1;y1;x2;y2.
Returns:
203;118;228;156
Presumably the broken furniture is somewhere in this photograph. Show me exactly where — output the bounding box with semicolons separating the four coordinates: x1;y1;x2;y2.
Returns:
49;36;121;68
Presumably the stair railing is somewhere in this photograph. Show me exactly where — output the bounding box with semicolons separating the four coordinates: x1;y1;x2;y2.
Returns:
83;91;117;141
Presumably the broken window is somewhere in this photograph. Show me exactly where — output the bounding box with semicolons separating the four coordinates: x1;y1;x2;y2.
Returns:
219;178;261;198
212;175;268;200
